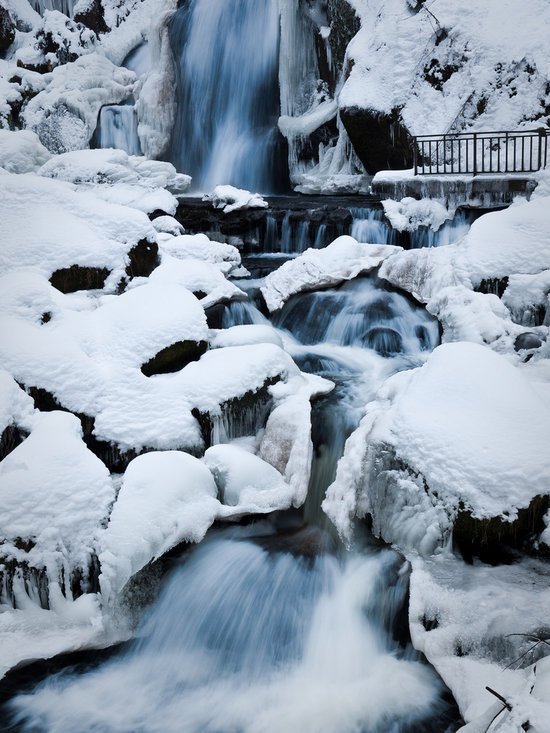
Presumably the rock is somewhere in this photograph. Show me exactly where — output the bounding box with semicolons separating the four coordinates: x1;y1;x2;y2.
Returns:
327;0;360;77
514;332;543;352
0;5;15;54
0;424;26;462
340;106;414;174
364;327;403;356
74;0;110;35
140;340;208;377
453;495;550;564
126;239;159;278
49;265;110;293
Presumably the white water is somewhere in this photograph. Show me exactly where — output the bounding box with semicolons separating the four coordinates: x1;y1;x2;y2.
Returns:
8;532;451;733
167;0;283;191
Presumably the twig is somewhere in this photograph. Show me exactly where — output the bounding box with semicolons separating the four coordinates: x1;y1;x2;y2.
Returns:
485;687;512;712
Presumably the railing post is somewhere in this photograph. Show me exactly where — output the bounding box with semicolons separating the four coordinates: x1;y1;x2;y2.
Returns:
473;132;477;175
413;138;418;175
538;129;546;171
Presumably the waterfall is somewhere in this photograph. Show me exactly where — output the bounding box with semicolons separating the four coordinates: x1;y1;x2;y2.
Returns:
29;0;75;17
94;105;142;155
167;0;286;192
350;207;399;245
7;531;457;733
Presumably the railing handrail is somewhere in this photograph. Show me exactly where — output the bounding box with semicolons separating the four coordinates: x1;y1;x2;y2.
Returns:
414;129;547;140
412;128;548;176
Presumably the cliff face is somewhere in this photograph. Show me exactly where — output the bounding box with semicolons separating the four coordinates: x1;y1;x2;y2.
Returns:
338;0;550;172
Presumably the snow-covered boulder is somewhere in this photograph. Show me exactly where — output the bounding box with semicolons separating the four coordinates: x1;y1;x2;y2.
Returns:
0;173;157;288
151;215;184;236
203;185;268;214
159;232;242;276
324;341;550;553
0;411;115;605
382;197;452;233
261;236;402;312
0;129;51;173
99;451;219;601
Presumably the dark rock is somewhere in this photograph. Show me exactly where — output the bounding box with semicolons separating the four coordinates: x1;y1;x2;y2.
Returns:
453;494;550;564
0;5;15;54
141;340;208;377
340;106;414;174
49;265;110;293
327;0;360;78
74;0;110;35
364;327;403;356
41;311;52;324
475;277;509;297
514;332;543;352
192;377;278;449
0;424;27;462
126;239;159;278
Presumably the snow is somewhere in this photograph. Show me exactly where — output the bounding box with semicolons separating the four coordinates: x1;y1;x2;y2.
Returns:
149;255;247;309
342;0;550;143
382;197;452;232
159;232;242;275
210;324;283;350
278;98;337;139
151;215;184;236
0;369;35;435
0;173;156;280
324;342;550;551
261;236;402;312
409;555;550;731
203;443;293;510
99;451;219;601
0;129;51;172
23;52;136;153
203;185;268;214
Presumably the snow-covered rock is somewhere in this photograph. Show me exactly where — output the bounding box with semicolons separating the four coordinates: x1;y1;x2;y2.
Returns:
151;215;184;236
0;129;51;173
324;341;550;552
203;184;268;214
261;236;402;312
159;232;242;276
99;451;219;601
382;197;453;233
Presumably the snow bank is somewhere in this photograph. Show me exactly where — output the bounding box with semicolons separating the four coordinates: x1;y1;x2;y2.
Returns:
261;236;402;312
409;555;550;730
203;185;268;214
324;342;550;551
99;451;219;600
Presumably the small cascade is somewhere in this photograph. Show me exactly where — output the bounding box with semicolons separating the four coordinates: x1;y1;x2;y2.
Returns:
350;207;399;245
168;0;286;192
29;0;75;16
123;42;150;79
7;531;457;733
94;105;141;155
409;208;476;248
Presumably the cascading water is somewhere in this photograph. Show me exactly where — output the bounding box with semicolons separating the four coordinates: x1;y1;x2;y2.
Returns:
167;0;287;192
6;531;457;733
94;105;142;155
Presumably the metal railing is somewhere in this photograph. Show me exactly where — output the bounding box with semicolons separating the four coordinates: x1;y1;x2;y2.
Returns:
413;129;548;175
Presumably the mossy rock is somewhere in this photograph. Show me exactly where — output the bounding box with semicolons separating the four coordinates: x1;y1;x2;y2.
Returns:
340;106;414;174
50;264;110;293
453;494;550;564
141;340;208;377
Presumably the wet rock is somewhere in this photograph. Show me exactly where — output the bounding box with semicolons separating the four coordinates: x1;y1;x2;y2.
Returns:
453;495;550;564
126;239;159;278
192;377;278;449
364;327;403;356
0;5;15;54
340;106;414;174
514;332;543;352
327;0;360;77
141;340;208;377
74;0;110;35
49;264;110;293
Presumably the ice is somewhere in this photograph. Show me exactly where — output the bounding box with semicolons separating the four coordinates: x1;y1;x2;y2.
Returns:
261;236;402;312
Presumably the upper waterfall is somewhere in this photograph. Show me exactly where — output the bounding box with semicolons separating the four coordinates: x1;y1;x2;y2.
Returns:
167;0;288;193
